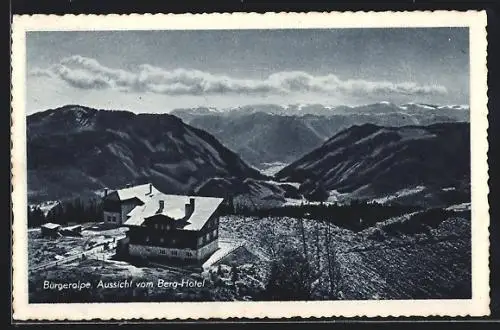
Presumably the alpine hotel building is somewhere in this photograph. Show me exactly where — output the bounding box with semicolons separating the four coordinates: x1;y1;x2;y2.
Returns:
102;183;223;262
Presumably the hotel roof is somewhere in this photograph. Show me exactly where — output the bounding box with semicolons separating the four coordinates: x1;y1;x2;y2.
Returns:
114;183;160;203
124;192;224;231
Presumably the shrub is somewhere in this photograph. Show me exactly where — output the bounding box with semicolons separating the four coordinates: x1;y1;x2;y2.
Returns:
264;248;312;300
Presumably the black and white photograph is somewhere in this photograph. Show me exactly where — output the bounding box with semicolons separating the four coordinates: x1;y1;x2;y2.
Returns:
11;11;489;319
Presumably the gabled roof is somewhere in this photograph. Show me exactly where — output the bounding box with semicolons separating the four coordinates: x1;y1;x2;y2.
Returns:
124;193;224;231
41;223;61;229
158;207;185;220
114;183;160;203
63;225;82;231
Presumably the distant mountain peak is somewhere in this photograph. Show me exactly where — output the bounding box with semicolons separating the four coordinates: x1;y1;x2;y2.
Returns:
27;105;265;203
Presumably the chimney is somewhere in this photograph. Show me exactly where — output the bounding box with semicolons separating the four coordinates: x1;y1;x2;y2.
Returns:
104;188;108;197
148;183;152;195
157;200;164;214
126;183;131;188
185;197;195;218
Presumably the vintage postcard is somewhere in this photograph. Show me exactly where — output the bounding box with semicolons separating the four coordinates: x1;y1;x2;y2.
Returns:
11;11;489;320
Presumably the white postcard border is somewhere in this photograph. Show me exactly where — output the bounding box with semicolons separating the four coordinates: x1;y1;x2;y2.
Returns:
11;11;489;320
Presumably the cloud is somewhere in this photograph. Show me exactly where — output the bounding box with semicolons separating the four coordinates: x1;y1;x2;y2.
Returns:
29;68;55;78
29;55;448;98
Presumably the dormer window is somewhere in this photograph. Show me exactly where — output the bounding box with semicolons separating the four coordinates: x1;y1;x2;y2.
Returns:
156;200;164;214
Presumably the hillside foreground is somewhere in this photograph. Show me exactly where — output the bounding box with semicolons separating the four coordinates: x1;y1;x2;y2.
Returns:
28;209;471;302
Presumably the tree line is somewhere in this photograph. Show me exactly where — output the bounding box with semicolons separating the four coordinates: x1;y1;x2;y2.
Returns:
28;197;103;228
220;198;422;232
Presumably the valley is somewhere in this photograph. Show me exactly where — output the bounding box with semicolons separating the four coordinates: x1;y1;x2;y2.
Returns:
172;102;469;169
26;102;472;302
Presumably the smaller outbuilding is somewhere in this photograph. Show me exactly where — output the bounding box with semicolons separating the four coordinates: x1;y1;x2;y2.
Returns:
60;225;83;237
40;223;61;238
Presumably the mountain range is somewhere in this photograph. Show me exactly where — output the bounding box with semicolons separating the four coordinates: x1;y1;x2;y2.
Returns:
27;105;265;203
275;122;470;207
27;103;470;209
172;102;469;168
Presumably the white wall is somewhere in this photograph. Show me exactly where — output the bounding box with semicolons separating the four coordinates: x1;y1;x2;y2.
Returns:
129;239;218;261
129;244;198;260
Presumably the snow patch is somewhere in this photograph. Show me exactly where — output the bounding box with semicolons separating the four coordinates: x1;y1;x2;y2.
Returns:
327;190;350;202
372;186;426;204
105;259;145;276
34;200;61;216
260;162;288;176
398;127;436;141
445;202;471;211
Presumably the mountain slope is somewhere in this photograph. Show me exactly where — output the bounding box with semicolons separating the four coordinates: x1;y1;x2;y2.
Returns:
172;102;469;168
275;122;470;207
27;105;266;202
185;112;338;167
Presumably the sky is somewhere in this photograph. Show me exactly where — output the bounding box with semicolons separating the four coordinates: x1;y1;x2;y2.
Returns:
26;28;469;114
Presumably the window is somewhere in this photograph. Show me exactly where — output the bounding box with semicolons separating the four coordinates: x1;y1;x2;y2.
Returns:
171;238;176;244
205;233;210;241
160;238;164;243
145;236;150;243
160;249;166;255
155;224;158;229
172;250;177;256
197;237;203;246
166;225;170;230
186;251;193;257
213;229;217;237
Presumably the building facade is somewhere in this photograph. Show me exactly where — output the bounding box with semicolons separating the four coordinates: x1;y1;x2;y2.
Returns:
40;223;61;238
102;183;159;225
124;193;223;262
102;183;223;262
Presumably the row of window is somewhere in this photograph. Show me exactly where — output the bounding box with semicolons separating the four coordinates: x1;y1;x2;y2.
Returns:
157;249;193;257
153;223;171;230
144;236;176;245
150;218;219;231
197;229;218;246
141;228;218;247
